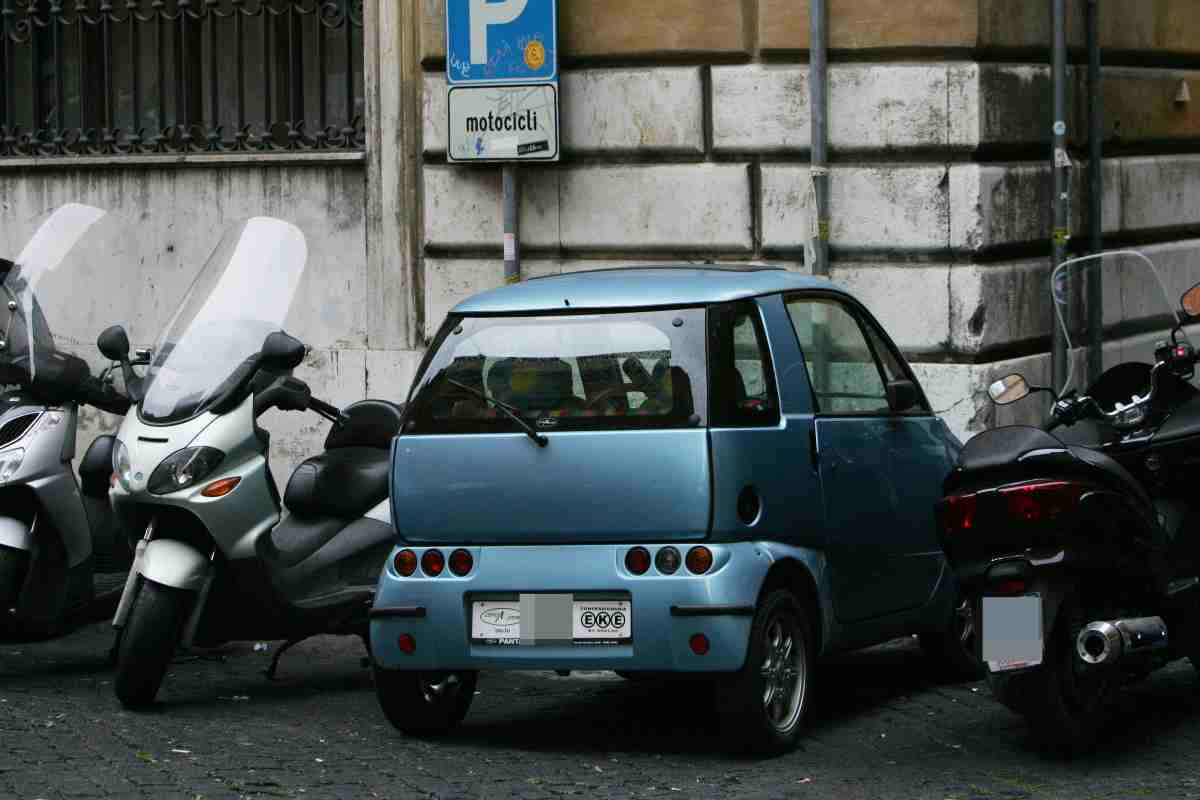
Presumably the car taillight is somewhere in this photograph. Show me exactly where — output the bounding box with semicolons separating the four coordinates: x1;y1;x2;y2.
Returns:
421;549;445;577
685;546;713;575
625;547;651;575
999;480;1086;524
937;492;978;534
394;549;417;577
449;548;473;576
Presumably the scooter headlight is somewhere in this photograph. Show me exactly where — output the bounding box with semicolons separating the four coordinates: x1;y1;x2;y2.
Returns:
0;448;26;482
148;447;225;495
113;438;133;490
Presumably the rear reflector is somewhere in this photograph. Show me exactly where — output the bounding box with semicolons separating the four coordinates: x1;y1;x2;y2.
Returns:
397;634;416;655
689;633;710;655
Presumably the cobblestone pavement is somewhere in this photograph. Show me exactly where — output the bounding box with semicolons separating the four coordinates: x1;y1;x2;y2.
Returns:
2;621;1200;800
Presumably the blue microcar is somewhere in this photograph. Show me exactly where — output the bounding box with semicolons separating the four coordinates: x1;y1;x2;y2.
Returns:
370;266;971;754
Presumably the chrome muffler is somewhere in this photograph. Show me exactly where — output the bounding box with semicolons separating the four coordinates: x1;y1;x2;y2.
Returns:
1076;616;1168;666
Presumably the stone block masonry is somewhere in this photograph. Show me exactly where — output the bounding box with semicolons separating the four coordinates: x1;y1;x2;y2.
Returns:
417;0;1200;443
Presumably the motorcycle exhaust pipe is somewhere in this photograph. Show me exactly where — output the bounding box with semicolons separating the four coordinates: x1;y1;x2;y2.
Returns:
1076;616;1168;666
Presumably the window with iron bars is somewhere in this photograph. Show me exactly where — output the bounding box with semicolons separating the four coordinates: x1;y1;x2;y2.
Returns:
0;0;365;157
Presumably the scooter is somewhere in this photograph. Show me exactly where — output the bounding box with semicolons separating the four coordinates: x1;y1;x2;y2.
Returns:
937;249;1200;751
108;216;402;708
0;204;145;637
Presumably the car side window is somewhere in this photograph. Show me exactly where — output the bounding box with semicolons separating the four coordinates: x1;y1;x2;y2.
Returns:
785;296;892;416
860;316;931;414
709;301;780;428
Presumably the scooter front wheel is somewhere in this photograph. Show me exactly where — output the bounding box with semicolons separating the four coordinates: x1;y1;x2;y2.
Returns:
114;578;191;709
374;667;478;735
0;544;28;614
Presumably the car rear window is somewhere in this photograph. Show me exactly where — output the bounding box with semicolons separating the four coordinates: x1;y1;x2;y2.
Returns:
405;308;708;434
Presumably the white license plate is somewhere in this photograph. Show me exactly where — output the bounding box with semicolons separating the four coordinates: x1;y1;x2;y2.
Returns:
471;596;631;644
982;595;1044;672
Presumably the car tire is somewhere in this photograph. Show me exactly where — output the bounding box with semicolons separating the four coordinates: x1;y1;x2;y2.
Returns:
716;588;815;756
114;579;190;709
0;544;28;614
374;667;478;735
919;593;984;681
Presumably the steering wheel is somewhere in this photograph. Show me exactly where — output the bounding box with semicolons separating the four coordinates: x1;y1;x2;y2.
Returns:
585;386;627;412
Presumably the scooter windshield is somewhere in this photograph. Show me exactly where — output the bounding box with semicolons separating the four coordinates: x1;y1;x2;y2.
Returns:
140;217;308;425
0;203;109;389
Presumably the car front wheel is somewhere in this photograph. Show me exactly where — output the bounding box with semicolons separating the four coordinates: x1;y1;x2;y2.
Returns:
717;588;815;756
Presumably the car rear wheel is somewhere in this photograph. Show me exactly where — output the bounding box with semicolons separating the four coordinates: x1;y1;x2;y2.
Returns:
717;588;815;756
374;668;478;735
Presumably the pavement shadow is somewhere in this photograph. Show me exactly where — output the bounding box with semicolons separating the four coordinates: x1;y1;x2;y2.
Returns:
448;639;965;758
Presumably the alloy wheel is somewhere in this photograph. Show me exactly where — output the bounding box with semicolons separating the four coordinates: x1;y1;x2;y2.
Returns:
760;612;806;734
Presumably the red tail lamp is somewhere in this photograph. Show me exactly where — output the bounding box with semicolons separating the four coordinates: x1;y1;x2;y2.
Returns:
685;546;713;575
201;477;242;498
394;549;417;577
991;578;1029;596
397;634;416;655
689;633;710;655
421;549;445;577
625;546;651;575
449;548;473;576
999;480;1086;524
937;493;978;534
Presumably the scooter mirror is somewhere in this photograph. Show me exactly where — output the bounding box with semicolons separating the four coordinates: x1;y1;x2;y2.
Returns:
1181;282;1200;318
97;325;131;362
260;331;306;372
988;373;1030;405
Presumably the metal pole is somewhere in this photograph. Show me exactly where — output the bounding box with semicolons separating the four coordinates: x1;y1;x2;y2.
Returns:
1051;0;1070;394
809;0;829;277
503;164;520;284
1086;0;1103;383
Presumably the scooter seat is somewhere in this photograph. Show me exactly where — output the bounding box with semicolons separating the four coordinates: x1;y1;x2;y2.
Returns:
284;446;390;519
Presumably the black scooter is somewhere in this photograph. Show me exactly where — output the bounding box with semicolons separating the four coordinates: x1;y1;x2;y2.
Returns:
937;273;1200;751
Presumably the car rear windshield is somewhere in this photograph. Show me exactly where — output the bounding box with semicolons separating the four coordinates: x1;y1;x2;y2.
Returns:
405;308;708;434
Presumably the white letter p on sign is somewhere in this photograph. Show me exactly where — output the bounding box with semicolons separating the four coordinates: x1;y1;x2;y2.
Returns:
469;0;529;65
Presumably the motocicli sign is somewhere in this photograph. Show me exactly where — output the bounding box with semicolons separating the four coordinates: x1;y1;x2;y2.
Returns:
445;0;560;163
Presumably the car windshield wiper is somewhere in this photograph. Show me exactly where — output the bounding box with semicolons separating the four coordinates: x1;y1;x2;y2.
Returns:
447;377;547;447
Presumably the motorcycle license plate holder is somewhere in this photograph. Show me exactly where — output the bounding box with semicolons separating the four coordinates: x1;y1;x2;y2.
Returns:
981;594;1044;673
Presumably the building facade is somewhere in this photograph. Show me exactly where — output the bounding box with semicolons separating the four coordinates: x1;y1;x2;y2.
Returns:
1;0;1198;480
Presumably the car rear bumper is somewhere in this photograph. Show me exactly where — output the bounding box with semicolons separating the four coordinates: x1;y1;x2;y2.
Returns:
369;542;772;672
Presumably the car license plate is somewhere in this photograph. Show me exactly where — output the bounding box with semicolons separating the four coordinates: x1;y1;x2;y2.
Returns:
981;595;1043;672
471;595;631;645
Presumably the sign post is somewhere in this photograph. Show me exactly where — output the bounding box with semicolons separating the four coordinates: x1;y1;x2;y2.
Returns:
446;0;559;284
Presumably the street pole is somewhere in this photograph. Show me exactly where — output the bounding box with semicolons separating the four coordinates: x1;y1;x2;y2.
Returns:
503;164;520;284
809;0;829;277
1086;0;1103;384
1051;0;1070;394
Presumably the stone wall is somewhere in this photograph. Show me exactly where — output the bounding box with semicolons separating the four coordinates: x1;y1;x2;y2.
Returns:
418;0;1200;441
0;157;421;485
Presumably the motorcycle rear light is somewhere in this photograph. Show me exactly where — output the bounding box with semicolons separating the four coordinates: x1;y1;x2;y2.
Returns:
625;547;651;575
937;493;977;533
685;546;713;575
421;549;445;577
394;549;417;577
1000;480;1087;524
689;633;710;655
449;548;473;576
397;634;416;655
992;579;1029;596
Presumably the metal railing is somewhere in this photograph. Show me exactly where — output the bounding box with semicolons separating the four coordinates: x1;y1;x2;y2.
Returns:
0;0;365;158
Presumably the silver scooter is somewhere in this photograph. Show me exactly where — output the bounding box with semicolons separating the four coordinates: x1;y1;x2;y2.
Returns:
0;204;146;637
108;216;402;708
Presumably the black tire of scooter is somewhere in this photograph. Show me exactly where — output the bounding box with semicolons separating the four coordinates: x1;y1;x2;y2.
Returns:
114;579;190;709
918;593;984;681
0;544;28;613
373;667;478;735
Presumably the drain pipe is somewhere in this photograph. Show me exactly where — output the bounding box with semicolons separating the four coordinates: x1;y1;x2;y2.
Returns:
1051;0;1070;393
1086;0;1103;383
809;0;829;277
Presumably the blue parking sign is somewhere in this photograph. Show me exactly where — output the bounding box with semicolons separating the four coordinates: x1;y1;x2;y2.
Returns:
446;0;558;85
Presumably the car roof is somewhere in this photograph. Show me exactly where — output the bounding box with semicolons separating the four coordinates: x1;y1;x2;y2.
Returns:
450;265;843;314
